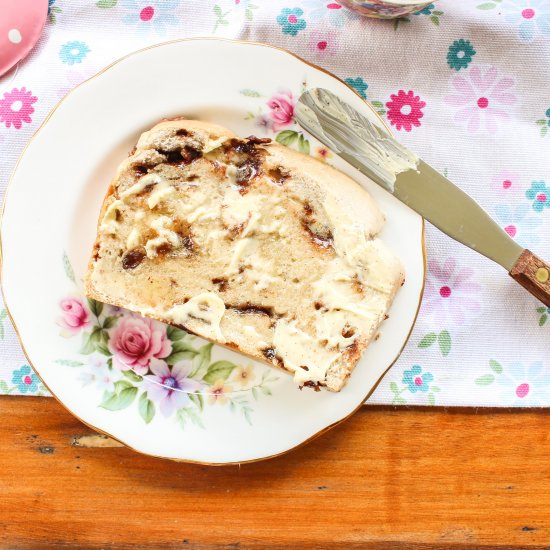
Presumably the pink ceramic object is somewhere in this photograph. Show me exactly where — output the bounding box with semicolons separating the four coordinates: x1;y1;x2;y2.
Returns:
0;0;48;77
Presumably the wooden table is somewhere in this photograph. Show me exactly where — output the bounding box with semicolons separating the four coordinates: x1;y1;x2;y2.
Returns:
2;396;550;548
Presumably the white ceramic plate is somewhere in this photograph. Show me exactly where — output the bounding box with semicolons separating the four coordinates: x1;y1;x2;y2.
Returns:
1;39;424;464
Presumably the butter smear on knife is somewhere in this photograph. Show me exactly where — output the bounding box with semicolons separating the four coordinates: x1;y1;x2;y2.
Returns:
296;88;419;192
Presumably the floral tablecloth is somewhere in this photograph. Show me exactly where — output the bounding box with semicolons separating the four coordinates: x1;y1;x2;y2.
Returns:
1;0;550;406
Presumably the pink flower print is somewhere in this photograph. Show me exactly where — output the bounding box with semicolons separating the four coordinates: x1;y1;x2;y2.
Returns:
421;258;483;327
385;90;426;132
491;170;524;198
444;65;517;135
496;361;550;406
266;90;295;132
0;87;37;129
308;30;339;56
57;297;91;337
108;316;172;375
57;67;96;99
144;359;203;417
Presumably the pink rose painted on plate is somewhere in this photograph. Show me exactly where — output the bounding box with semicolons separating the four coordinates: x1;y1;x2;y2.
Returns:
108;316;172;374
421;258;483;327
57;298;91;336
266;90;295;132
444;65;517;135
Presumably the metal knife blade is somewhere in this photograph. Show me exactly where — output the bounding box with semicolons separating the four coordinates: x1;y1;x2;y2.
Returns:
295;88;523;272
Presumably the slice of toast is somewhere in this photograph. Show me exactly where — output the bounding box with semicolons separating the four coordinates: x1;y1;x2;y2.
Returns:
85;119;404;391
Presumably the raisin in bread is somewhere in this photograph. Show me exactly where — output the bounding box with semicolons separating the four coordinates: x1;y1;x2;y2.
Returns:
85;119;404;392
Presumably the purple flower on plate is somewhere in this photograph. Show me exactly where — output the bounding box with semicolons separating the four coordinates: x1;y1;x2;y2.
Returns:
144;359;202;417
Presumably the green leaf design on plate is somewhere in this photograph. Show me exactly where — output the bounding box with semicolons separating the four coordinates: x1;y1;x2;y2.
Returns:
102;316;118;329
203;360;236;385
275;130;299;146
188;392;204;412
489;359;503;374
122;369;143;382
418;332;437;348
100;386;138;410
138;392;155;424
166;338;199;365
438;330;451;357
62;251;76;283
298;133;310;155
166;325;188;341
54;359;85;367
96;0;117;7
87;298;103;318
114;379;134;393
190;343;213;378
177;406;205;429
475;374;495;386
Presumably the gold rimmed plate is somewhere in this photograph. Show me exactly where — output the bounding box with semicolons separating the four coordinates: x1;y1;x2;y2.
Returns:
1;39;425;464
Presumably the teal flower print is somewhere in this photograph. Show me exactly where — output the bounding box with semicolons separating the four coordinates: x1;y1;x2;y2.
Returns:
12;365;40;394
535;108;550;137
447;39;476;71
402;365;433;393
415;3;435;15
277;8;307;36
526;181;550;212
345;77;368;99
59;41;90;65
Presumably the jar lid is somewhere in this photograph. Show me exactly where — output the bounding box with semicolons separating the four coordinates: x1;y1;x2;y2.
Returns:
0;0;49;77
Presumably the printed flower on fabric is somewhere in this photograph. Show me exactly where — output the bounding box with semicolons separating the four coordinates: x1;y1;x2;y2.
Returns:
402;365;433;393
144;359;202;417
444;65;517;135
59;41;90;65
386;90;426;132
303;0;359;28
494;203;543;248
12;365;40;394
497;361;550;406
447;39;476;71
491;170;523;198
415;3;435;15
502;0;550;42
78;356;115;393
57;67;96;99
277;7;307;36
0;88;37;130
308;30;339;56
120;0;180;36
421;257;483;327
345;77;368;99
526;181;550;212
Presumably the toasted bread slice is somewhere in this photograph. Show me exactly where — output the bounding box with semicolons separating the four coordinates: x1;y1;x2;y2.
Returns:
85;119;404;391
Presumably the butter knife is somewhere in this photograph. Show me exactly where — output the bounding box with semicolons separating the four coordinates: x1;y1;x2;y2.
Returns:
296;88;550;307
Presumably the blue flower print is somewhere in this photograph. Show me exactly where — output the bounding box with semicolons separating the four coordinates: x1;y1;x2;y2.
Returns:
303;0;359;28
502;0;550;42
12;365;40;394
402;365;433;393
345;77;368;99
526;181;550;212
493;203;543;248
415;3;435;15
277;8;307;36
59;41;90;66
447;39;476;71
120;0;180;37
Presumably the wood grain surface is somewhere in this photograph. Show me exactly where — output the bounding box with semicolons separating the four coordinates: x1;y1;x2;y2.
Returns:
509;248;550;307
2;396;550;549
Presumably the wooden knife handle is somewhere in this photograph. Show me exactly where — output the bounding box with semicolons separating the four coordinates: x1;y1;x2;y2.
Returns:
509;249;550;307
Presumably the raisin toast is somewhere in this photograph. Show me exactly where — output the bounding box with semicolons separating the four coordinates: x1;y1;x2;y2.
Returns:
85;119;404;391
